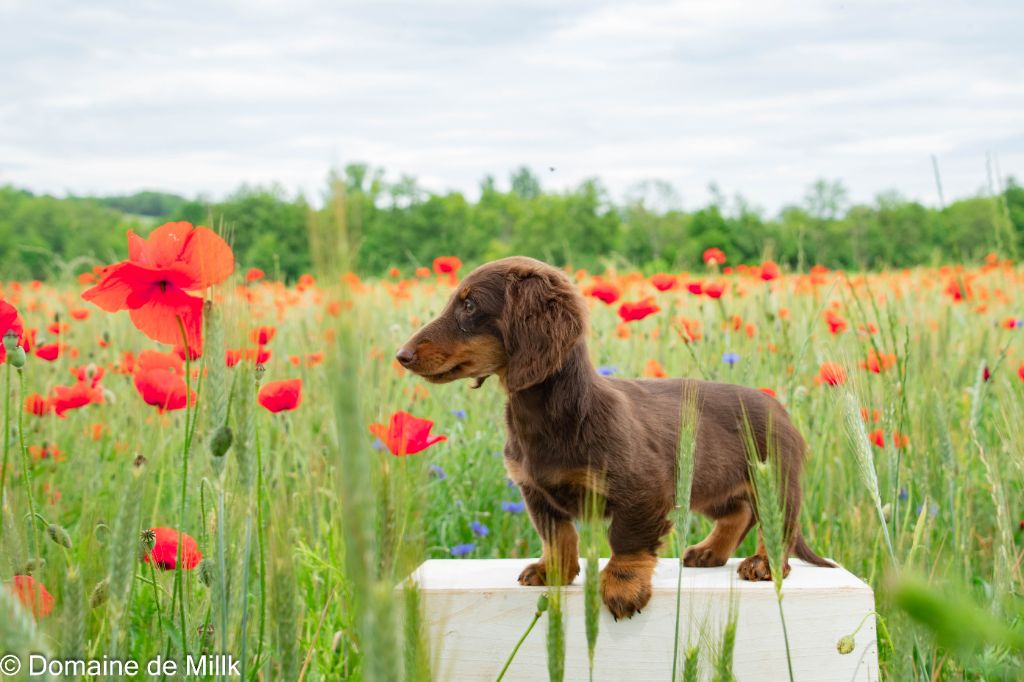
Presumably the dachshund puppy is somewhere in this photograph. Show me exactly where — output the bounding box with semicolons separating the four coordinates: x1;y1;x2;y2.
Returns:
397;256;833;619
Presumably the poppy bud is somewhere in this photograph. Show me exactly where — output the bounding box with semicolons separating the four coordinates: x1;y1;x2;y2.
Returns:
22;558;46;574
255;363;266;383
90;577;109;608
47;523;73;549
7;345;26;368
836;634;855;654
198;559;215;587
209;424;233;459
133;454;147;470
536;594;549;614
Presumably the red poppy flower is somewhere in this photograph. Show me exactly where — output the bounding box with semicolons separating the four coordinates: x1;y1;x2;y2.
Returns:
859;350;897;374
703;281;726;299
257;379;302;413
145;527;202;570
50;382;104;417
25;393;52;416
825;310;847;335
69;307;91;320
10;575;55;618
250;326;276;345
225;346;271;367
584;280;621;305
29;443;63;461
368;411;447;456
432;256;462;275
0;299;24;363
81;222;234;352
1018;362;1024;383
870;429;909;449
650;273;677;291
618;299;660;322
816;362;846;386
760;261;781;281
137;349;185;374
759;387;777;398
134;368;194;412
703;248;726;266
643;358;667;378
245;267;265;282
70;365;105;387
35;343;61;361
686;281;704;296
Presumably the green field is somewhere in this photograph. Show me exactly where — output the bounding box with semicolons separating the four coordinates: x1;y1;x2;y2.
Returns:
1;230;1022;680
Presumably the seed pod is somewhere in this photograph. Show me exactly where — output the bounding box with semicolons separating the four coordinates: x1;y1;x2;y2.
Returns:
90;577;110;609
8;346;26;368
836;634;855;655
2;330;18;353
22;558;46;574
536;593;549;614
209;424;233;459
47;524;73;549
198;558;215;587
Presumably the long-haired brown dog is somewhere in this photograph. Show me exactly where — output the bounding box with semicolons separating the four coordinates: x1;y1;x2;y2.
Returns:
397;256;833;619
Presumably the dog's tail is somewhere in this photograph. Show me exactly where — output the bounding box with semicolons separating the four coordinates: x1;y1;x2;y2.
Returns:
792;533;836;568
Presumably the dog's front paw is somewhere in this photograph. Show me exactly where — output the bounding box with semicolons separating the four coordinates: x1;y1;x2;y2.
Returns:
600;559;654;620
737;554;790;582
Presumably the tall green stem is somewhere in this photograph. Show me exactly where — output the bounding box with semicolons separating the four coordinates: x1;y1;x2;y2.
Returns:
1;362;11;521
18;370;40;559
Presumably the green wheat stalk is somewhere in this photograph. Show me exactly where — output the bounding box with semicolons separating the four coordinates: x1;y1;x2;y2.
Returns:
742;411;794;682
671;382;699;681
839;391;897;568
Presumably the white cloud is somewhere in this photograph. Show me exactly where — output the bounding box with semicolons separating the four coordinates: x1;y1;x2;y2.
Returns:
0;0;1020;213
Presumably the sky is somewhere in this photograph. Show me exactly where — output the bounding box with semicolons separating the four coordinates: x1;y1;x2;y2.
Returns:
1;0;1021;214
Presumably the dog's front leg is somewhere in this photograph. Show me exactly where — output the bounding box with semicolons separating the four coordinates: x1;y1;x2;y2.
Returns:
600;507;666;620
516;484;581;586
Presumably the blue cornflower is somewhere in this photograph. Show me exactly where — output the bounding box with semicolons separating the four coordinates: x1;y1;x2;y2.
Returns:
501;501;526;513
451;409;467;419
506;478;517;488
722;352;739;366
597;365;618;376
429;464;447;480
898;486;908;501
451;543;476;557
371;438;386;451
471;520;490;537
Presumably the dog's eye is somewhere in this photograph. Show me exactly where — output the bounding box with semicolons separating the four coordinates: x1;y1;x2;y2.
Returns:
463;299;476;314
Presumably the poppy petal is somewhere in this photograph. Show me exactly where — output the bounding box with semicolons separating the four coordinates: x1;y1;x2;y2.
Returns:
128;287;204;350
179;226;235;288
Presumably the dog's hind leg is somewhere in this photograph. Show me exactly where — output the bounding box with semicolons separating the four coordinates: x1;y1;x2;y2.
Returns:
683;496;755;567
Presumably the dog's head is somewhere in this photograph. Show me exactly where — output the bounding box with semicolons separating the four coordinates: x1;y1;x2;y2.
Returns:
396;256;588;392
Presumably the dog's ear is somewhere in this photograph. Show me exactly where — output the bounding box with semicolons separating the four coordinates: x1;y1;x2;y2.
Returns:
499;267;587;392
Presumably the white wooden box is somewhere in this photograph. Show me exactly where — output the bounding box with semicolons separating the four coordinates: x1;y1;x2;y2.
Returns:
407;558;878;681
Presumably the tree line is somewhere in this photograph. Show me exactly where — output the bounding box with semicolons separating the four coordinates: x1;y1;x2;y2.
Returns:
1;164;1021;280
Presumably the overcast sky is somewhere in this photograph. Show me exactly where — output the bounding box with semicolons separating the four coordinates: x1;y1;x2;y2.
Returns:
1;0;1021;213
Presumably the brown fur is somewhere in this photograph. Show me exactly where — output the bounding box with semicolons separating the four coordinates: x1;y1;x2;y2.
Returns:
397;256;834;619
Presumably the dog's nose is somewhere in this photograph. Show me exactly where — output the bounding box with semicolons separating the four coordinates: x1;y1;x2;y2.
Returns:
396;346;415;366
